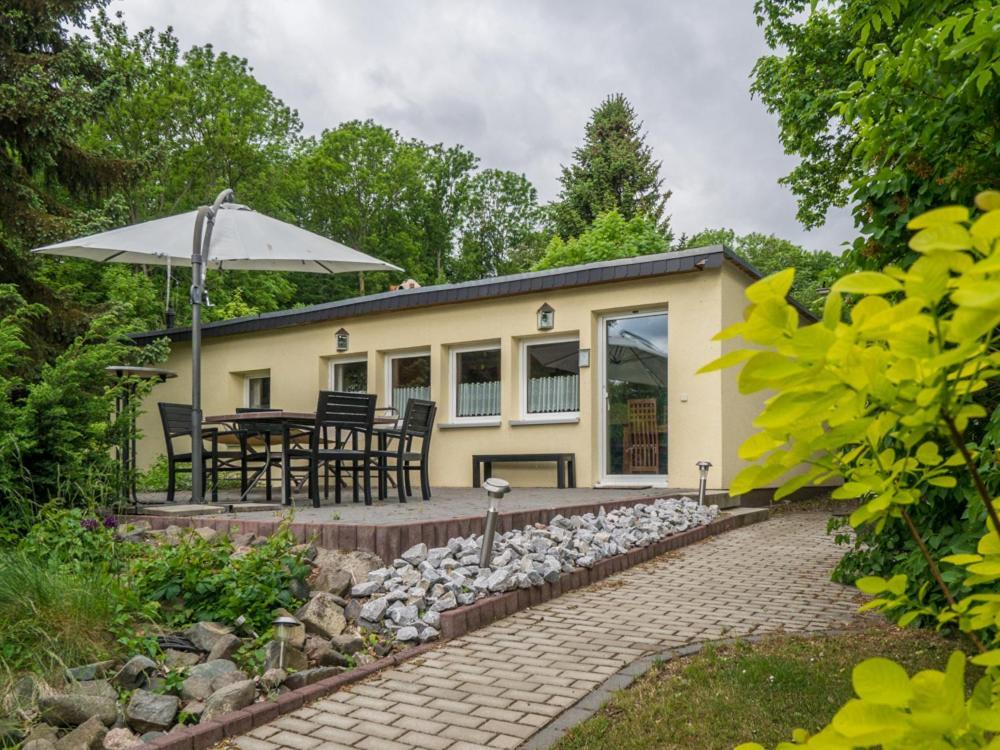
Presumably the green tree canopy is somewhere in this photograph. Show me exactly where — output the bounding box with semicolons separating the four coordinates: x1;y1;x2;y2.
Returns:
453;169;547;280
752;0;1000;268
680;228;843;314
551;94;672;241
533;210;666;271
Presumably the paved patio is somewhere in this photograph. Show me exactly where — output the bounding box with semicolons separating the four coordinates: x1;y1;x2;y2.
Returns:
236;511;857;750
135;486;724;525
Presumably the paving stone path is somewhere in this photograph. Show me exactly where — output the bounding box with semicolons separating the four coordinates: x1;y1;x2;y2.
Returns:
237;512;858;750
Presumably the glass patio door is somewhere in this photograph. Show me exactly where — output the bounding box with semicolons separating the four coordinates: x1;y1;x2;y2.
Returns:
601;312;668;483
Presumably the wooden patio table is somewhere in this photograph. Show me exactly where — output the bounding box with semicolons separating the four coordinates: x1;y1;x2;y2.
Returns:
204;410;397;505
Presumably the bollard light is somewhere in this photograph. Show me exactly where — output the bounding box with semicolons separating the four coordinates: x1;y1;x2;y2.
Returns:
696;460;712;506
479;477;511;569
272;615;300;669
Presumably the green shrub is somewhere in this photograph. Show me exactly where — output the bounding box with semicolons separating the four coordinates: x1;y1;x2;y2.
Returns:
128;521;311;630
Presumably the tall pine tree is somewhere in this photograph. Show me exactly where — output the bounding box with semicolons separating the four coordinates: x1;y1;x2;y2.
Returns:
552;94;671;241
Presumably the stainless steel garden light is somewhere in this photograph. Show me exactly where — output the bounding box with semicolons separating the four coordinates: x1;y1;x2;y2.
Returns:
479;477;511;568
272;615;300;669
696;460;712;505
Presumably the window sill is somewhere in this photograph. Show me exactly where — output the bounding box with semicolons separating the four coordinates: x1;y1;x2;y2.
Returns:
438;420;502;430
509;417;580;426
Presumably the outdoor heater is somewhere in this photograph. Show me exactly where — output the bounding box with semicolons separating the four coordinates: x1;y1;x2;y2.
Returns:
696;460;712;505
271;615;301;669
479;477;511;568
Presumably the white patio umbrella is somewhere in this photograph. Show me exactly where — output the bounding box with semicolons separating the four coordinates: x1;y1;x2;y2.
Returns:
33;189;402;502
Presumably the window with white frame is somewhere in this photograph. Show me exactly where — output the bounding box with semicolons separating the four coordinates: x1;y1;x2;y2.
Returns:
388;353;431;414
245;373;271;409
522;338;579;417
330;357;368;393
451;346;500;421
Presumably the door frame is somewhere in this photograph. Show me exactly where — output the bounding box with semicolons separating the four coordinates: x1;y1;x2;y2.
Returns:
597;310;669;487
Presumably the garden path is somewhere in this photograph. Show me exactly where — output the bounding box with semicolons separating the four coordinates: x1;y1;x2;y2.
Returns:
236;511;857;750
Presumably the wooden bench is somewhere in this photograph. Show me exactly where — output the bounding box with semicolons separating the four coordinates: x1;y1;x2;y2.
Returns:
472;453;576;489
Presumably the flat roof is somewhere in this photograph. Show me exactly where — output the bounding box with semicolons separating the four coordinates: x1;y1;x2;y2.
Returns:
131;246;801;345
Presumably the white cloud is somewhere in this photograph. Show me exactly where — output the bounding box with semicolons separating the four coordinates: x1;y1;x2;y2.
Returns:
101;0;855;253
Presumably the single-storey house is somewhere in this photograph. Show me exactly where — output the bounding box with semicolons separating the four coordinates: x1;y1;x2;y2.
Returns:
131;246;810;493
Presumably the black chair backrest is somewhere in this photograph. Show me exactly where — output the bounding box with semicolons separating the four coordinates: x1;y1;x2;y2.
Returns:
159;402;193;438
401;399;436;439
316;391;376;434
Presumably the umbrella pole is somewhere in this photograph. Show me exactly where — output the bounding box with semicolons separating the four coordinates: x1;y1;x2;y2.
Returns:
190;188;235;504
190;207;209;504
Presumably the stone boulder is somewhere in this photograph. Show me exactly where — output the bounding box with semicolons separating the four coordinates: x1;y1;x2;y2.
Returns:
162;650;201;669
200;680;255;723
309;566;351;597
178;677;213;702
24;741;56;750
311;548;383;587
186;659;239;682
182;622;233;653
295;593;347;638
259;669;286;691
65;662;117;683
329;634;365;655
6;674;47;713
125;691;178;734
115;656;157;691
206;634;242;662
54;716;107;750
282;667;342;691
66;681;117;702
25;725;59;745
102;728;140;750
303;636;350;668
39;695;118;728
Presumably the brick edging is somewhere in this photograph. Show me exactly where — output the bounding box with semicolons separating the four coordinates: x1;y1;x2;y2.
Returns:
127;491;713;563
142;508;767;750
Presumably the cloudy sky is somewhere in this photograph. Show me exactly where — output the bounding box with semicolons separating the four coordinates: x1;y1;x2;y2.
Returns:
102;0;854;253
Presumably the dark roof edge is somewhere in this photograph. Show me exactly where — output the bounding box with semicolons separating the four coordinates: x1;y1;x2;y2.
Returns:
131;245;813;344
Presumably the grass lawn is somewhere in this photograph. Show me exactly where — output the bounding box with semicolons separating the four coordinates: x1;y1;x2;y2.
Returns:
552;626;971;750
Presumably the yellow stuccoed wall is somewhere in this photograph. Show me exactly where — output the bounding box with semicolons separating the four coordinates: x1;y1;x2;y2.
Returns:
136;265;759;490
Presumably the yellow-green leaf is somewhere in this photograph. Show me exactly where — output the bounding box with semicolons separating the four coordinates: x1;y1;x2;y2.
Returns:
970;650;1000;666
830;699;906;742
746;268;796;304
906;205;969;229
697;348;757;374
852;658;913;707
975;190;1000;211
831;272;902;296
915;442;942;465
856;576;888;594
970;210;1000;244
909;223;974;253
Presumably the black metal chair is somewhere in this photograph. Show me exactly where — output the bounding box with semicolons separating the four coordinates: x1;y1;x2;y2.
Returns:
372;399;437;502
158;402;246;503
283;391;377;507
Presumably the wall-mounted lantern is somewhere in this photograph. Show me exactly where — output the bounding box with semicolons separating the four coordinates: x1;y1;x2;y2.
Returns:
335;328;350;352
536;303;555;331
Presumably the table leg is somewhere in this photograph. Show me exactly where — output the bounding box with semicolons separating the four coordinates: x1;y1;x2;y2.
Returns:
484;461;492;482
472;457;480;488
557;457;566;489
281;425;291;506
567;456;576;488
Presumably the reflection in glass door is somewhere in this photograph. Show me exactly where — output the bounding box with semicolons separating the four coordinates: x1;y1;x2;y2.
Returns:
602;312;668;481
